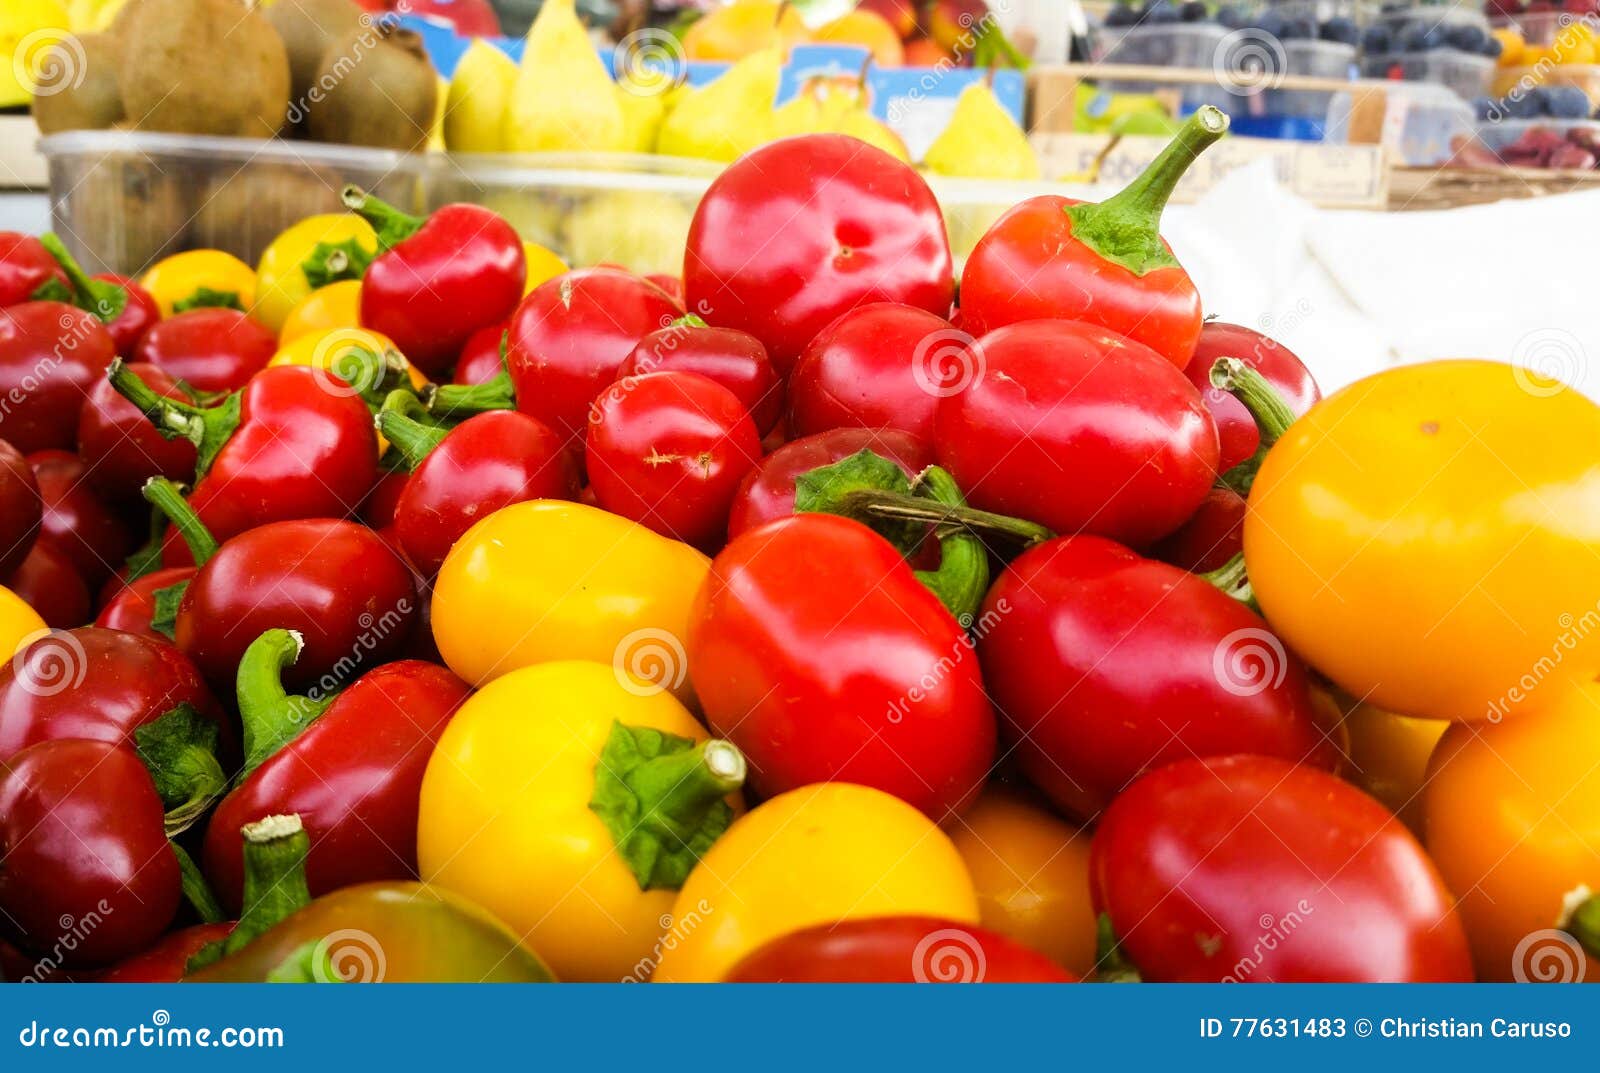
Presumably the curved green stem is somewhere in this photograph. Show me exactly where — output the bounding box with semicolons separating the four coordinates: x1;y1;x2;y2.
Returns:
235;630;336;783
376;390;451;471
108;358;242;477
37;233;128;323
134;702;227;836
910;467;991;625
1199;551;1258;612
141;478;218;566
1063;106;1228;277
1210;356;1298;496
429;369;516;418
173;842;225;924
671;314;708;330
1567;893;1600;959
187;814;315;973
341;185;423;251
843;491;1055;549
1094;913;1142;984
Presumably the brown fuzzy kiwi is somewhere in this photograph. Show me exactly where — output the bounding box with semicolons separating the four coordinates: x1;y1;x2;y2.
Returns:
264;0;365;109
118;0;291;138
305;24;438;152
56;157;189;275
32;33;126;134
191;165;347;265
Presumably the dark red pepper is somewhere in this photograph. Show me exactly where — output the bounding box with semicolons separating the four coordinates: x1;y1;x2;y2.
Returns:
960;108;1229;368
0;302;117;453
451;321;508;386
28;449;136;587
0;233;67;308
77;362;198;506
617;315;783;434
94;478;216;640
1149;485;1247;574
96;922;232;983
0;739;179;967
131;308;277;394
4;540;88;628
727;427;932;542
1185;321;1321;473
203;629;471;912
377;394;579;576
0;438;40;577
108;361;379;560
344;187;525;378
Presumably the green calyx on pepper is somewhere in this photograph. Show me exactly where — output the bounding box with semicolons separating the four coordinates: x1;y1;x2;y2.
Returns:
588;721;746;892
426;331;516;419
1063;106;1228;277
340;186;424;252
375;390;456;471
1210;356;1298;496
299;238;374;291
134;702;228;837
139;477;220;640
235;630;339;784
1093;912;1142;984
109;358;243;477
187;814;314;975
1565;892;1600;959
32;233;129;323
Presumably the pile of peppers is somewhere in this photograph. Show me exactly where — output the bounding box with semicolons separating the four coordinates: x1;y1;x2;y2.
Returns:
0;111;1595;987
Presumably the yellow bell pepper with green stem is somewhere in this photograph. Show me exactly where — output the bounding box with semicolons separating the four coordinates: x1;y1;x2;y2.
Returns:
140;250;258;317
253;214;378;333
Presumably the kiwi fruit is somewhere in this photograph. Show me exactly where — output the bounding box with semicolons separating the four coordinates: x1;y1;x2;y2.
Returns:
191;164;347;264
118;0;291;138
32;33;126;135
306;24;437;152
57;157;189;274
264;0;365;113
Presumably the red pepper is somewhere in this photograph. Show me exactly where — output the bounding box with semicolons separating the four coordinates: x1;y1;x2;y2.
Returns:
0;232;67;307
377;395;579;576
1149;485;1247;574
725;916;1078;982
727;427;932;542
685;134;955;375
1092;756;1474;982
96;923;232;983
787;302;960;450
586;371;762;549
451;321;508;386
934;319;1219;549
91;275;161;358
202;629;472;912
0;302;117;453
977;535;1338;822
344;187;525;378
93;479;216;639
108;361;379;559
131;308;276;394
960;108;1229;367
1184;321;1321;473
174;518;418;694
0;439;39;577
0;739;179;967
4;541;87;628
431;268;683;444
76;362;198;507
617;315;783;434
0;625;227;762
28;449;136;587
33;235;159;359
360;468;411;530
689;512;995;820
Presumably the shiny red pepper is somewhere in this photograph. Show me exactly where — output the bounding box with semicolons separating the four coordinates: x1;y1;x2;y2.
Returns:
131;308;276;394
377;395;579;576
689;513;996;820
0;302;117;453
0;439;39;577
4;541;87;628
617;315;783;435
685;134;955;374
1184;321;1321;473
960;108;1229;368
345;187;525;378
727;427;932;542
95;479;216;640
1149;485;1247;574
203;629;472;912
0;232;67;307
28;449;136;587
33;235;159;359
451;321;508;386
96;923;232;983
725;916;1077;983
77;362;198;506
108;361;379;560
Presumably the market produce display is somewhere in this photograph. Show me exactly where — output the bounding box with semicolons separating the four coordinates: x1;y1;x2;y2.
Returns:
0;53;1597;988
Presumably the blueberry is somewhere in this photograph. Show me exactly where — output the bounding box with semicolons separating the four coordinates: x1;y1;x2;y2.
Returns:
1397;24;1428;51
1448;24;1488;52
1216;3;1246;28
1547;85;1592;118
1362;25;1393;52
1143;0;1181;24
1281;17;1317;39
1321;16;1359;44
1179;0;1208;21
1253;9;1287;36
1502;90;1540;118
1105;2;1140;26
1480;35;1503;58
1420;25;1448;50
1472;95;1499;120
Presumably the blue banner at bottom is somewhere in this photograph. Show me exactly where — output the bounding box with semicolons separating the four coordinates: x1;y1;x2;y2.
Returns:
1;984;1590;1068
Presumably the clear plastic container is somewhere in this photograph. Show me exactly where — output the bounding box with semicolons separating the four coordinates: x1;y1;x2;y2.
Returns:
1473;116;1600;152
1360;49;1494;99
1093;24;1238;113
1265;39;1358;116
1492;63;1600;106
1471;116;1600;166
1490;9;1590;48
1324;78;1475;164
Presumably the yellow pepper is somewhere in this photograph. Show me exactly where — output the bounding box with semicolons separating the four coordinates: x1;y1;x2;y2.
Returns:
652;782;979;982
279;279;364;344
1245;360;1600;723
1318;685;1445;834
948;785;1098;978
254;214;378;334
430;500;710;697
1424;683;1600;981
417;660;745;982
523;241;568;295
140;249;258;318
0;586;45;656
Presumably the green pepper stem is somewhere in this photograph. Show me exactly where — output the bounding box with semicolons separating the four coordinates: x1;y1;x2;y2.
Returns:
1210;356;1298;496
141;478;218;566
235;630;336;782
1094;913;1142;984
223;815;313;957
1063;106;1228;277
376;390;451;471
108;358;241;477
341;185;424;250
429;370;516;418
1199;551;1258;612
633;739;746;841
173;842;226;923
1567;892;1600;959
37;232;126;322
910;467;992;625
840;489;1055;549
670;314;708;330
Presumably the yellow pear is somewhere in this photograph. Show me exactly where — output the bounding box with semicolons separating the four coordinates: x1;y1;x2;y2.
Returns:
503;0;624;153
811;79;911;162
615;77;669;153
446;39;517;153
771;79;828;139
924;80;1040;180
655;47;780;163
682;0;808;61
563;191;693;277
